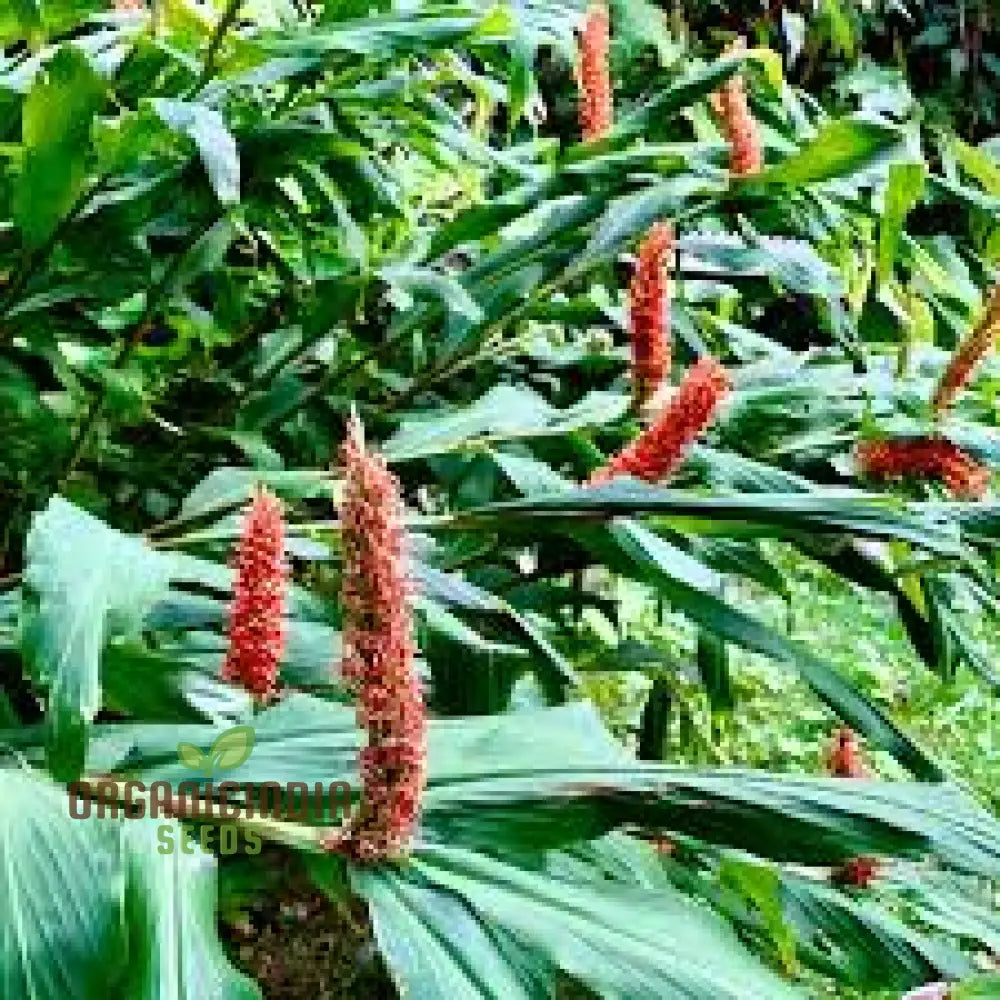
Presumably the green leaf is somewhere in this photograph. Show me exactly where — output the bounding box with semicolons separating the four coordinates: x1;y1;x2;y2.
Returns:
0;766;124;999
878;162;925;283
720;859;797;975
208;724;256;773
151;99;240;205
954;975;1000;999
606;518;941;780
23;498;173;781
121;819;262;999
385;386;627;462
354;844;804;1000
952;139;1000;196
102;693;359;791
756;119;899;186
457;483;966;560
421;721;1000;871
14;46;104;248
615;50;753;142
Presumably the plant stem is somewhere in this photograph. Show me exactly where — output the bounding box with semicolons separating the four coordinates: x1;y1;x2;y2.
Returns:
188;0;245;96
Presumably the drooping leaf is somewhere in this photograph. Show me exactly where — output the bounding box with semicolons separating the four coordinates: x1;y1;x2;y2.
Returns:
756;119;900;186
23;498;173;780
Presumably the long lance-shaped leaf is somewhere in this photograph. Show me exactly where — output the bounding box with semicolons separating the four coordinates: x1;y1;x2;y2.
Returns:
603;518;941;779
352;842;805;1000
452;483;967;558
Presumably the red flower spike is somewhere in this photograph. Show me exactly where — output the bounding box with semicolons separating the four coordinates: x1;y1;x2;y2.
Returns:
590;356;731;485
222;488;287;702
711;39;763;177
933;283;1000;412
856;437;989;500
328;415;426;862
578;3;613;142
629;222;674;409
826;726;867;778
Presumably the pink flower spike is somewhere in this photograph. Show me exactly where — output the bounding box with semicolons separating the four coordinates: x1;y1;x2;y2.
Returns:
222;487;287;703
330;415;427;862
577;3;613;142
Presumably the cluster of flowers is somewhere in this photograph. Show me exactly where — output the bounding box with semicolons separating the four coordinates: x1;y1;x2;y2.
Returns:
628;222;675;410
222;418;425;862
222;488;288;702
933;283;1000;412
590;355;731;484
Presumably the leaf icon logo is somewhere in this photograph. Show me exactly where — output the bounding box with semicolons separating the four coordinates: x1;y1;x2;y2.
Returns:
177;725;255;778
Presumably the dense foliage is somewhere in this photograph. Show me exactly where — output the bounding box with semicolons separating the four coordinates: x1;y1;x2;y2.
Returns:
3;0;1000;997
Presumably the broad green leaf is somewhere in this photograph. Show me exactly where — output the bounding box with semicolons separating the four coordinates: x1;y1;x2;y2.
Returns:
121;819;261;999
456;483;965;560
385;386;627;462
0;766;123;999
23;497;173;780
615;50;753;141
102;693;359;791
879;163;926;283
14;46;104;247
354;844;804;1000
756;119;899;186
952;139;1000;196
178;468;334;526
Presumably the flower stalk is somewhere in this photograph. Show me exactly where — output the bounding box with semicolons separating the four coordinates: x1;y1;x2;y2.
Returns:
590;356;731;485
629;222;674;410
932;283;1000;412
578;3;613;142
711;39;763;176
327;416;427;861
222;487;287;702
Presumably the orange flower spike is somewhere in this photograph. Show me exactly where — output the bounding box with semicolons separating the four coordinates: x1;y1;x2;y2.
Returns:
711;39;763;177
578;3;613;142
856;437;989;500
629;222;675;410
933;283;1000;412
590;356;731;485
